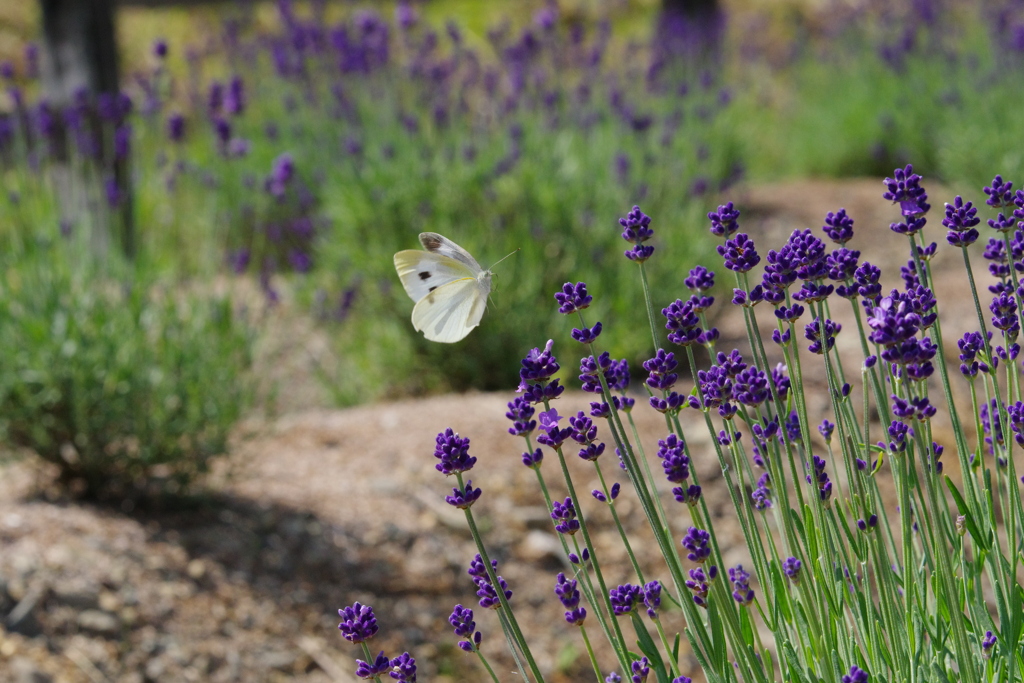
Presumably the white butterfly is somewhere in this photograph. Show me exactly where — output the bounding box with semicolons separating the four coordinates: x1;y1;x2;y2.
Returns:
393;232;496;343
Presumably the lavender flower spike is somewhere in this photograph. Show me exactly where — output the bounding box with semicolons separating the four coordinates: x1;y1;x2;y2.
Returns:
338;602;379;643
841;665;870;683
356;652;391;679
619;205;655;262
709;201;740;237
389;652;417;682
943;196;980;247
433;429;476;475
883;164;930;216
556;282;593;314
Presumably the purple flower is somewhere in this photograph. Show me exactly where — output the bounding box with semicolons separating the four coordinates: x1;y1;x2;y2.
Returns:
207;81;224;114
555;282;592;314
716;349;747;377
805;317;841;354
649;392;686;415
990;291;1019;336
630;656;650;683
1008;402;1024;447
356;651;391;679
537;409;573;449
104;176;123;208
771;364;790;401
988;212;1015;233
288;249;312;273
728;564;755;606
338;602;379;643
619;205;654;244
806;455;833;504
225;75;245;116
592;483;620;502
943;196;980;246
792;281;834;303
609;584;642;616
395;2;418;30
822;208;855;244
958;331;988;376
388;653;417;682
657;434;690;483
449;604;481;652
572;322;602;343
521;448;543;468
985;175;1014;208
644;349;678;391
841;665;869;683
923;442;944;473
883;164;930;216
751;474;772;512
855;262;882;304
827;247;861;284
520;339;560;382
506;397;536;436
886;420;910;453
555;573;586;625
642;580;662;619
468;554;496;581
662;298;702;346
890;215;927;236
433;428;476;475
775;304;804;322
580;352;628;393
782;557;802;583
166;112;186;142
733;365;769;407
569;411;598;444
685;266;715;293
696;364;733;413
717;233;761;272
619;205;655;262
212;116;231;146
681;526;712;563
267;152;296;196
982;630;997;657
685;565;717;607
818;419;835;443
153;39;168;59
474;572;512;609
857;514;879;531
551;497;580;535
867;295;920;347
708;201;740;237
446;480;482;509
673;483;702;506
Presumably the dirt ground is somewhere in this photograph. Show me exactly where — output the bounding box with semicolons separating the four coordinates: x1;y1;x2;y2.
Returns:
0;179;991;682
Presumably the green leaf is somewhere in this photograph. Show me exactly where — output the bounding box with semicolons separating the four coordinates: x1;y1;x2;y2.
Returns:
709;600;727;672
803;505;818;560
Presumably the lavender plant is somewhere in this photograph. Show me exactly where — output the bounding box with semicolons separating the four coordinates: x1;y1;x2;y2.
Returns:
338;165;1024;681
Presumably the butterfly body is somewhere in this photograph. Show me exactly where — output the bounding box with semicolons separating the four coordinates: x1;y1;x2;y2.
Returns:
394;232;493;343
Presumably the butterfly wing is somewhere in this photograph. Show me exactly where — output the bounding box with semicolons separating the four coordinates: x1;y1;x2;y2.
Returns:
419;232;485;272
411;276;491;343
394;250;479;303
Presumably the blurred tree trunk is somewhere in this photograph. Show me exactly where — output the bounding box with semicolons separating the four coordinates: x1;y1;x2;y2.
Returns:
40;0;135;260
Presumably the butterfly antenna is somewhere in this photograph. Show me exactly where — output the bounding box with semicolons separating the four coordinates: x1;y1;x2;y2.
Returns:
489;247;521;271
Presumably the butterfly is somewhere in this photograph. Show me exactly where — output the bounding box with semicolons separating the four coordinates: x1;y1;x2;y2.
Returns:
394;233;514;343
